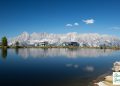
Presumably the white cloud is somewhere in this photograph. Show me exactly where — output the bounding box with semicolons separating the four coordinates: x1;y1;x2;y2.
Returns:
66;22;79;27
83;19;94;24
110;27;120;30
66;24;73;27
74;22;79;26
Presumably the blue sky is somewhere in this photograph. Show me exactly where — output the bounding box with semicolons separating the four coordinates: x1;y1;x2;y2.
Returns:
0;0;120;38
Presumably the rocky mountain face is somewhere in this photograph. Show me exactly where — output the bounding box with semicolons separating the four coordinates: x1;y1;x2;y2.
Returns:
9;32;120;47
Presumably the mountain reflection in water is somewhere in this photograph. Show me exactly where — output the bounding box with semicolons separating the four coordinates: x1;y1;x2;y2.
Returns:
0;48;120;86
12;48;114;58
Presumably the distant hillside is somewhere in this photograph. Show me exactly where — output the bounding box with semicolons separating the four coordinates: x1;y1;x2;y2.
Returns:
9;32;120;47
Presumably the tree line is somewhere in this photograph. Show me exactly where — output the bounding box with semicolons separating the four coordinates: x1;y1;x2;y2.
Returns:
1;36;19;48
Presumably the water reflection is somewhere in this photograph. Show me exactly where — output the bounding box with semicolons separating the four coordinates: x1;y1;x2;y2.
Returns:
0;48;119;86
66;64;73;67
16;48;114;59
15;48;19;55
65;64;79;68
1;48;7;59
84;66;94;72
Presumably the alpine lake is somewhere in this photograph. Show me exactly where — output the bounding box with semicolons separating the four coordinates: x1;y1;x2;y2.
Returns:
0;48;120;86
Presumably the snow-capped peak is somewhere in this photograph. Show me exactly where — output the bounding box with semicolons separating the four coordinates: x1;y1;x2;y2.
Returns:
9;32;120;47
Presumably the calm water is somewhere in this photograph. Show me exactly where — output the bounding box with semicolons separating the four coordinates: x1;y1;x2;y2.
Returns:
0;48;120;86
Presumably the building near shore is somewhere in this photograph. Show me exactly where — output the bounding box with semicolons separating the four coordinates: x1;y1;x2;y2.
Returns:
62;42;79;47
39;41;49;46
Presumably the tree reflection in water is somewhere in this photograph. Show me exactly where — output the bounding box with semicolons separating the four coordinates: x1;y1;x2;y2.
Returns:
15;48;19;55
1;48;7;59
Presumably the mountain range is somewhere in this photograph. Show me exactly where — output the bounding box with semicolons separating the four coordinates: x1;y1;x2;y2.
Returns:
9;32;120;47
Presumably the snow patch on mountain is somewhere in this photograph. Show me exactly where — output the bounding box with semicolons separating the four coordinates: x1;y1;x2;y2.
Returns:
9;32;120;47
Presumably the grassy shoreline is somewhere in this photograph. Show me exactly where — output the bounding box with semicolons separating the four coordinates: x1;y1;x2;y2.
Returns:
0;46;120;50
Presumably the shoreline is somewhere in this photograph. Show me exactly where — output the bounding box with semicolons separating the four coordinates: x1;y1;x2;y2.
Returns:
0;46;120;50
94;61;120;86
